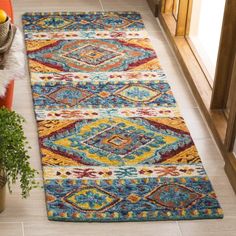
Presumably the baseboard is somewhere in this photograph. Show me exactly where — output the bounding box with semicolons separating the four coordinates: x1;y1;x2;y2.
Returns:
225;153;236;193
146;0;159;17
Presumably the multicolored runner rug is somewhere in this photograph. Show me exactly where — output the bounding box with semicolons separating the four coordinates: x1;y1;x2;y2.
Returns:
23;12;223;222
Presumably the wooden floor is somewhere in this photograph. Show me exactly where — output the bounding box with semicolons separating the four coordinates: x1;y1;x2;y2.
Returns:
0;0;235;235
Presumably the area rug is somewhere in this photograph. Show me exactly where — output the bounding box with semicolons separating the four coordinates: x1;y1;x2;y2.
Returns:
22;12;223;222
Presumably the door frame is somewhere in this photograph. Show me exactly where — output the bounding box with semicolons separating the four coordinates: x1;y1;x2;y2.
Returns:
156;0;236;192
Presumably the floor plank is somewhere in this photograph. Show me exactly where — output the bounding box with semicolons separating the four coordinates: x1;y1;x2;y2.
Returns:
0;222;23;236
0;1;234;235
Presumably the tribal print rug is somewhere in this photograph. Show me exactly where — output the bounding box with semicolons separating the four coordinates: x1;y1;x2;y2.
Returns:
23;12;223;222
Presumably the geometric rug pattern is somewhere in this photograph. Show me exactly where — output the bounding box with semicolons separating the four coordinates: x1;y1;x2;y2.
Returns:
23;11;223;221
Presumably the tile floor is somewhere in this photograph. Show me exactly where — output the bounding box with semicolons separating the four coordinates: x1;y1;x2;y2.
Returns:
0;0;235;235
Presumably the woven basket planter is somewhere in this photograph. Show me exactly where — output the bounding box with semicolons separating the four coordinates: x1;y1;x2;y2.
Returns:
0;17;10;47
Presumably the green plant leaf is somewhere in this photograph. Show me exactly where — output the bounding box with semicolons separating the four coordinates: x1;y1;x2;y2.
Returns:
0;107;39;198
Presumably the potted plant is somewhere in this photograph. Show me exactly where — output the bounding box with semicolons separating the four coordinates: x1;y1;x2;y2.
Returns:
0;107;38;212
